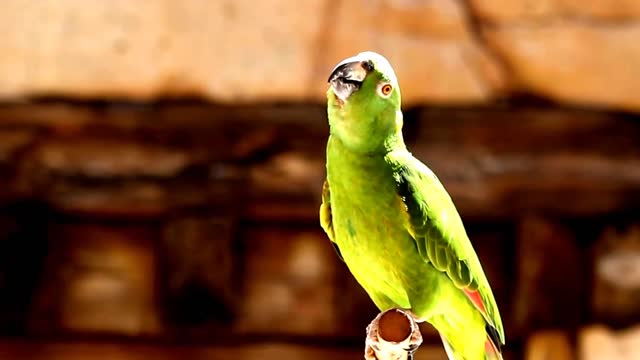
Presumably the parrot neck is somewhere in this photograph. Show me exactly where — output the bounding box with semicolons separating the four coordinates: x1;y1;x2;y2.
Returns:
327;131;407;172
383;131;406;154
327;104;407;155
329;128;407;157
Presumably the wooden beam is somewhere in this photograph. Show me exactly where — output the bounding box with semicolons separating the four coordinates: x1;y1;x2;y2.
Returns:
0;103;638;220
511;216;584;337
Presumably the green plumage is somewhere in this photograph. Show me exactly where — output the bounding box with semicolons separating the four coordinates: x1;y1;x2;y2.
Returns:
320;52;504;360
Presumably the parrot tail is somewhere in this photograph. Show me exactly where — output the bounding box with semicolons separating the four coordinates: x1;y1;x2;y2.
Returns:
437;323;503;360
439;334;503;360
484;327;503;360
439;333;456;360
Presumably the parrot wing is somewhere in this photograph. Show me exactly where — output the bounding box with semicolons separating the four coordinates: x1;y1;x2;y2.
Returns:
320;179;344;262
387;151;505;345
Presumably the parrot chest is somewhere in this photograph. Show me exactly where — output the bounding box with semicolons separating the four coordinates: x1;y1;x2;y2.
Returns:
330;175;414;308
327;142;425;309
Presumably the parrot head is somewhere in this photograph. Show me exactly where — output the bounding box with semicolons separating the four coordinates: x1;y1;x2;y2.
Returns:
327;51;404;154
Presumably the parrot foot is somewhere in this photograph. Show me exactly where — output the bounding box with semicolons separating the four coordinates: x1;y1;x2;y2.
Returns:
364;308;423;360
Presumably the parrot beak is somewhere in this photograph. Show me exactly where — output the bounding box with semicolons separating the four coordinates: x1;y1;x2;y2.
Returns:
328;55;374;101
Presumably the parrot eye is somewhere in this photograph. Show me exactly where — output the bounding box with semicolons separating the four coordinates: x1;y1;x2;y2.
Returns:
377;82;393;98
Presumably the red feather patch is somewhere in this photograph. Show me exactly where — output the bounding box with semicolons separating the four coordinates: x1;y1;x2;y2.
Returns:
462;288;486;314
485;337;503;360
464;288;504;358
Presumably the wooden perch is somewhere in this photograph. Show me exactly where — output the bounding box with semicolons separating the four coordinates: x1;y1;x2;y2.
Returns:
365;309;423;360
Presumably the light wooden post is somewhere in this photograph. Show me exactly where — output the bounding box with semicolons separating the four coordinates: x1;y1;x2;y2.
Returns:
365;309;423;360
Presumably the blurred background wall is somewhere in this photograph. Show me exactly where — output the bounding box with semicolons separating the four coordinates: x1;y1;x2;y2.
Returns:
0;1;639;359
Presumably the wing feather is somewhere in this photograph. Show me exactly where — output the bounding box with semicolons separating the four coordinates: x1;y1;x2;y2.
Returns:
320;179;344;262
388;151;505;344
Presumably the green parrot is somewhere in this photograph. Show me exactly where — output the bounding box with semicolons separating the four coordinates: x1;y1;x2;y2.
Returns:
320;51;505;360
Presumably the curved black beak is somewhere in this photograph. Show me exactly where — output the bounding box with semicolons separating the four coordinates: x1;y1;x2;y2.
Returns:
328;57;374;101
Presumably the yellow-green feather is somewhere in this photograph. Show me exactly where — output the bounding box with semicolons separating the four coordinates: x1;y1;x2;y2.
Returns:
386;149;505;344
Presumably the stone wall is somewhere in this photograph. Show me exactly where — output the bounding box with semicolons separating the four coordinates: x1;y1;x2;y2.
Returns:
1;0;639;111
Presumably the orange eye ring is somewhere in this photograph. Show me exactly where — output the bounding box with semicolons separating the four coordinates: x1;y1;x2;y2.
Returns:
379;83;393;97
